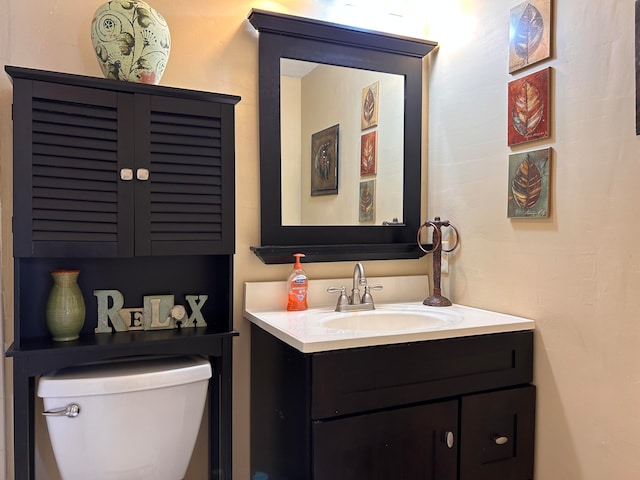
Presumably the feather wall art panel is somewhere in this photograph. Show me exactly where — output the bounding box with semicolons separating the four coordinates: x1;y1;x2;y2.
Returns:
509;0;552;73
311;124;339;196
507;148;551;218
508;67;551;146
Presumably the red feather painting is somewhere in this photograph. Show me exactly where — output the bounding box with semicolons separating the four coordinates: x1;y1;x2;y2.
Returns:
508;67;551;146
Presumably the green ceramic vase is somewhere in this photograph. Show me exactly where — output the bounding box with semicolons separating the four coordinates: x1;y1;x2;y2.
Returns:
45;270;86;342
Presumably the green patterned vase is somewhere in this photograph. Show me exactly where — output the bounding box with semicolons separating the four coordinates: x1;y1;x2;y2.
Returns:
46;270;86;342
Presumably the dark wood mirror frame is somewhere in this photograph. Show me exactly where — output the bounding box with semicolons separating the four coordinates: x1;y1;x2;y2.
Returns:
248;9;437;264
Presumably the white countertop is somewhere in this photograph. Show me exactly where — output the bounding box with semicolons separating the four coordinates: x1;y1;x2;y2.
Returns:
244;276;535;353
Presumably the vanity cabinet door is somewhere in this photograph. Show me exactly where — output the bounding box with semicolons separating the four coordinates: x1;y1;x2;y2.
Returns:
459;385;536;480
312;400;458;480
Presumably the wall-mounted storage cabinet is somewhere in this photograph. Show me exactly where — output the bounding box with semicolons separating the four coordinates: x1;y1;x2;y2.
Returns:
10;66;236;258
5;66;240;480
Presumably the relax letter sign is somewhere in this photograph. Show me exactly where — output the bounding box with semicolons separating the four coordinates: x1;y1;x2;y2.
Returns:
93;290;208;333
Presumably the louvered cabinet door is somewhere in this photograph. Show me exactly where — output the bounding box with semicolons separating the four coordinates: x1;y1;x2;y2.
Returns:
12;79;136;257
132;95;235;256
11;74;236;258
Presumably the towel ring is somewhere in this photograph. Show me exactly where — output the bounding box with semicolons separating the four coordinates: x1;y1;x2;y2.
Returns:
442;223;460;252
416;221;442;254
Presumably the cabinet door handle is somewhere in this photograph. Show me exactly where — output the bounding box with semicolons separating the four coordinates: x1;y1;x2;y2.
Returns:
136;168;150;181
120;168;134;181
492;434;509;445
444;431;455;449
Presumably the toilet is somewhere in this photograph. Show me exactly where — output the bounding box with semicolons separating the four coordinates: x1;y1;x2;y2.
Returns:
37;355;212;480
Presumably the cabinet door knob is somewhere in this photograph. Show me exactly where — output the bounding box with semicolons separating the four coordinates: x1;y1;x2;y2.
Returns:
492;434;509;445
136;168;150;181
444;431;455;449
120;168;134;181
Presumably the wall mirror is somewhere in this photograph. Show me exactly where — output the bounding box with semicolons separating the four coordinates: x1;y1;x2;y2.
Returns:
248;10;437;264
280;59;405;227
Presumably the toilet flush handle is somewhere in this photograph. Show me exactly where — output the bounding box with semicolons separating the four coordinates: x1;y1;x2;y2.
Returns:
42;404;80;418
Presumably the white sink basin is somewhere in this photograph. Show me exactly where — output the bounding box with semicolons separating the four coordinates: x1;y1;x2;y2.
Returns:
244;277;536;353
321;308;458;332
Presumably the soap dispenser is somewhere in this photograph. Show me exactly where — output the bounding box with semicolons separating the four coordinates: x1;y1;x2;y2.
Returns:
287;253;308;311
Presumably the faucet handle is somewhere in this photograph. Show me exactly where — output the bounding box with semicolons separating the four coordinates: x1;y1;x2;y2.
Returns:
361;284;383;304
327;287;349;307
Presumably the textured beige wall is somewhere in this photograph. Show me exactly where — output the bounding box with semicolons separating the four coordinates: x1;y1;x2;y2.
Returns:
0;1;427;478
427;1;640;479
3;0;639;479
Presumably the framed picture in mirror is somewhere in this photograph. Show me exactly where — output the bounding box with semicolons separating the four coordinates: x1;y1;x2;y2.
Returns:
311;124;339;196
359;179;375;222
361;81;379;130
360;131;377;176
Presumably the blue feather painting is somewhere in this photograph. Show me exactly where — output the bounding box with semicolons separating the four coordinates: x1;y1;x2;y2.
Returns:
509;0;552;73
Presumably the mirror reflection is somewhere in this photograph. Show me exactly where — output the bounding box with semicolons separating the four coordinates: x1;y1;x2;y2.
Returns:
281;59;405;226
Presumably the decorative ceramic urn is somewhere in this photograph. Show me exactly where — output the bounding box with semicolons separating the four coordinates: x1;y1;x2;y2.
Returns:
91;0;171;85
45;270;86;342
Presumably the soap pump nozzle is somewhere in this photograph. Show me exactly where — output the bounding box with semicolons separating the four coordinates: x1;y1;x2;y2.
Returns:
293;253;304;269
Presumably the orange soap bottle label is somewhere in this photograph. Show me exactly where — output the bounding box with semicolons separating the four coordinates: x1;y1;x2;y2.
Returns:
287;275;308;311
287;253;308;311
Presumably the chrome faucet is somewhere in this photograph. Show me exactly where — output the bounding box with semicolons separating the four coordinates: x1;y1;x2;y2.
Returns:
351;262;366;305
327;262;383;312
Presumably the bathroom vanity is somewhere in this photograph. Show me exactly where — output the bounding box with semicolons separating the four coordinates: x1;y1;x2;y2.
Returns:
246;277;536;480
6;66;239;480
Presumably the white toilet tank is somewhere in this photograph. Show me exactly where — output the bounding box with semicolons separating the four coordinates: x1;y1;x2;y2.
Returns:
37;355;212;480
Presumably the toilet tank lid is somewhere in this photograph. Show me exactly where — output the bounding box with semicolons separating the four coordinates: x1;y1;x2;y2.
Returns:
37;355;212;398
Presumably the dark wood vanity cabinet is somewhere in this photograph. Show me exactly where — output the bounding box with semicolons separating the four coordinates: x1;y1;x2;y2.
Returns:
251;325;536;480
5;66;240;480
